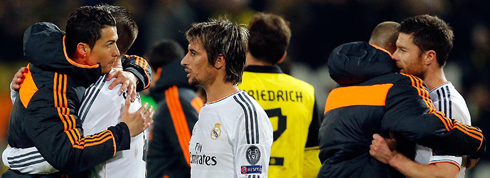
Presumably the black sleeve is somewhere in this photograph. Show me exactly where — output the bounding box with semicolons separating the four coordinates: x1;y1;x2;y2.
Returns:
24;86;131;174
147;88;198;178
381;75;485;157
305;96;321;148
147;100;178;178
121;55;152;92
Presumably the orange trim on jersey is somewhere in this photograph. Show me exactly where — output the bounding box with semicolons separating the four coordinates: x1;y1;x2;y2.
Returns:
80;131;112;144
454;125;483;142
138;56;151;89
57;108;68;131
429;161;461;170
400;73;453;130
138;57;144;68
143;58;149;71
85;137;113;147
143;69;151;89
54;74;59;107
129;55;151;89
166;86;192;166
62;36;100;69
63;75;68;108
206;91;239;104
455;122;483;139
370;44;392;56
399;73;484;149
324;84;393;114
433;112;451;131
109;131;117;156
19;64;38;108
191;97;204;113
53;72;115;150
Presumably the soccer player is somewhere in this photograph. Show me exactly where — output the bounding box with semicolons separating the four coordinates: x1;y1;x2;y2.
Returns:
146;40;203;178
369;15;477;178
181;19;273;178
318;21;485;177
2;6;153;177
238;13;321;178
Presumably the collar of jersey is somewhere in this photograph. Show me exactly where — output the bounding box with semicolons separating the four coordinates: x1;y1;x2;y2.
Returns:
430;81;452;93
206;90;243;105
244;65;283;74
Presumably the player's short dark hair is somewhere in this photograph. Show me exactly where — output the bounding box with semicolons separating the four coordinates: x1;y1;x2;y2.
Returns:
248;13;291;64
399;15;454;66
186;18;249;85
96;4;138;54
65;6;116;57
145;39;184;69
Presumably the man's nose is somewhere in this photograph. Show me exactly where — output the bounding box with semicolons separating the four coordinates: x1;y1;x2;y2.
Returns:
114;46;120;57
181;56;187;66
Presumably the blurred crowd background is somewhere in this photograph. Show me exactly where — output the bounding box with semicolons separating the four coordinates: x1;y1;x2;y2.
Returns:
1;0;489;177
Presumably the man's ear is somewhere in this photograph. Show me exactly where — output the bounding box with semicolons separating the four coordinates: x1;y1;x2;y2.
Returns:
76;42;91;59
424;50;436;65
214;54;225;69
277;52;287;64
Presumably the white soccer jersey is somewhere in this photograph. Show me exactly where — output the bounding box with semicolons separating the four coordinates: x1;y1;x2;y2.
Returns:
80;74;146;178
189;90;273;178
414;82;471;178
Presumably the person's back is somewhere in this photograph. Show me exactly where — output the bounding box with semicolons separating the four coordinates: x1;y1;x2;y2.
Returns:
320;41;405;177
240;69;318;177
238;13;321;177
81;71;146;178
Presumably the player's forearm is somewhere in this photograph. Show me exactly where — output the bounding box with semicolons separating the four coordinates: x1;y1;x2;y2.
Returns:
389;153;458;178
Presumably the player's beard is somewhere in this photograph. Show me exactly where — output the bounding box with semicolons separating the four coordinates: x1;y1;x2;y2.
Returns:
189;77;202;87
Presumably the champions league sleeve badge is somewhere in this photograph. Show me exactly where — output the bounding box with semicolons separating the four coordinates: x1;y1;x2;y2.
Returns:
210;123;221;140
241;145;262;174
246;146;261;165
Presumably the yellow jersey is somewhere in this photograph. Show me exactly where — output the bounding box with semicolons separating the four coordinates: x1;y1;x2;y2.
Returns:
238;65;321;178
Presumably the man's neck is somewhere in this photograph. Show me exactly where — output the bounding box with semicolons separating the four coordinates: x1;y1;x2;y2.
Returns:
246;53;273;66
423;67;447;91
204;81;239;103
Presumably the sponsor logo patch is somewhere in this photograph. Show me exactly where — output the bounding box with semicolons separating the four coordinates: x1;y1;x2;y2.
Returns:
241;165;262;174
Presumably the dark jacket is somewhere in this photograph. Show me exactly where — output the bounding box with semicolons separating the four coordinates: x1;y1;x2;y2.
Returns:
5;22;149;176
122;54;152;92
147;60;202;178
318;42;485;178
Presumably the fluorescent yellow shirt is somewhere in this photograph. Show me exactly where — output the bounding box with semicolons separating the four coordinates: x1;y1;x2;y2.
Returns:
238;65;321;178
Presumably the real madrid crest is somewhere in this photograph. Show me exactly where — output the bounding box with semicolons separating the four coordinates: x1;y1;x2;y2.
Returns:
210;123;221;140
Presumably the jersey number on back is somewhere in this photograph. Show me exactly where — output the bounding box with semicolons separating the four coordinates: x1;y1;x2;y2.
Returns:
265;108;287;166
265;108;287;142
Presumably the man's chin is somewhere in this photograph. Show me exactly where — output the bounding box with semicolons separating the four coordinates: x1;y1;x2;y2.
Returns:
189;79;200;86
